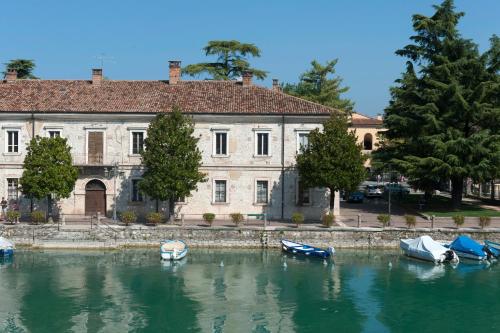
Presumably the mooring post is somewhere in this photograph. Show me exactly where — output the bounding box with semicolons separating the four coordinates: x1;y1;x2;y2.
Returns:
431;215;435;229
181;214;185;226
97;212;101;226
357;214;361;228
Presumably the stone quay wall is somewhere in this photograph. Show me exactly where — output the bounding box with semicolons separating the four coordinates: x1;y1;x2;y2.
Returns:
3;224;500;249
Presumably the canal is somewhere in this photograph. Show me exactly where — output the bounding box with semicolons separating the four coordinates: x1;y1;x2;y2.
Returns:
0;248;498;332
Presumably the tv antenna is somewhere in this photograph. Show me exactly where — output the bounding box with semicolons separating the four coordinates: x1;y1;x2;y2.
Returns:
93;53;116;69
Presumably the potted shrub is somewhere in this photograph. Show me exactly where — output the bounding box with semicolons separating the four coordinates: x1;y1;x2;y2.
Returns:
31;211;46;224
230;213;244;226
292;212;305;228
6;210;21;224
203;213;216;226
120;211;137;226
405;215;417;229
479;216;491;229
452;214;465;228
377;214;390;228
322;213;335;228
146;212;164;225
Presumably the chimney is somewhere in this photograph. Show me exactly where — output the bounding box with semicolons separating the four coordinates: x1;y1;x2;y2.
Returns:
169;61;181;85
242;71;253;86
4;69;17;82
272;79;281;92
92;68;103;85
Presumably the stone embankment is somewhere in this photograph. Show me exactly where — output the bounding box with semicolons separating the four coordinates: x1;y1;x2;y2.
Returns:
2;224;500;249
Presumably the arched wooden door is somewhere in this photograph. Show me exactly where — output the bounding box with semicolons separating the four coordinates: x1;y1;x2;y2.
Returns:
85;179;106;216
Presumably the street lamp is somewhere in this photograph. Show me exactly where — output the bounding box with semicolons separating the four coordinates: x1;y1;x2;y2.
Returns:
104;162;123;222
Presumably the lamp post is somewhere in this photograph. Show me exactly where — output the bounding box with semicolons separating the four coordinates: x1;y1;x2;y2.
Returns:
105;162;121;222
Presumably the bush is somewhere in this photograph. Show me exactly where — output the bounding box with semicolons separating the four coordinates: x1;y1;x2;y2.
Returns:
230;213;244;226
479;216;491;229
452;214;465;228
120;211;137;226
31;211;46;224
322;214;335;228
6;210;21;224
405;215;417;229
203;213;216;226
146;212;164;225
292;212;305;227
377;214;390;227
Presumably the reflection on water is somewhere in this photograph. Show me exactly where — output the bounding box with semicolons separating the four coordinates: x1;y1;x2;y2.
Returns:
0;249;499;332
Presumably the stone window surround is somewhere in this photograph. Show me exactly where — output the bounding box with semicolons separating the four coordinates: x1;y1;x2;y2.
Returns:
212;178;229;205
295;129;311;154
85;127;106;164
211;128;229;157
253;128;272;157
296;179;312;206
128;127;147;156
254;178;270;206
130;178;143;202
2;126;21;155
43;126;63;138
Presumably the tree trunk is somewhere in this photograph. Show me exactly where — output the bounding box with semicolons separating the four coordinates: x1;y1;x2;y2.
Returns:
450;177;464;210
424;190;432;203
329;189;335;214
47;194;53;222
168;198;175;223
491;180;495;201
155;199;159;213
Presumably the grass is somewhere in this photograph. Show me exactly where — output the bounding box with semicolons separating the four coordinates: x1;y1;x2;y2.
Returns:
395;194;500;217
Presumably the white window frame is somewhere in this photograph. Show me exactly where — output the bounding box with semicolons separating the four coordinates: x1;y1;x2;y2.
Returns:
212;129;229;157
85;128;106;164
4;128;21;154
7;178;19;203
296;179;312;206
255;179;270;205
48;130;62;138
175;196;187;205
44;126;63;138
130;130;146;156
212;179;229;204
254;129;272;157
130;178;143;202
296;130;310;154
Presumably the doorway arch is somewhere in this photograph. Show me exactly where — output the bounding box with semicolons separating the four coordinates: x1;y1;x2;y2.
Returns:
85;179;107;216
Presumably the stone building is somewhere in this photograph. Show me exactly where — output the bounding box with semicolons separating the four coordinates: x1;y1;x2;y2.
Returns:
0;62;382;221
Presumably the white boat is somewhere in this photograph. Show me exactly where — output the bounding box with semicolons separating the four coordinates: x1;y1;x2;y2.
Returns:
400;235;459;263
0;237;14;257
160;240;188;260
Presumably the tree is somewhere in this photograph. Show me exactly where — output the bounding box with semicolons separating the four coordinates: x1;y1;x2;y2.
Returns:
374;0;500;209
283;59;354;111
3;59;38;79
183;40;267;80
296;113;366;215
140;107;206;220
20;137;78;220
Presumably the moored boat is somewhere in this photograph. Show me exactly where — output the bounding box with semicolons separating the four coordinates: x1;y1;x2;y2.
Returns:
280;240;335;259
160;240;188;260
484;240;500;258
400;235;458;263
0;237;14;257
448;235;488;261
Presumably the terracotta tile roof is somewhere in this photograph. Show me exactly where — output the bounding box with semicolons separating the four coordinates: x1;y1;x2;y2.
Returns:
350;118;383;126
0;79;335;115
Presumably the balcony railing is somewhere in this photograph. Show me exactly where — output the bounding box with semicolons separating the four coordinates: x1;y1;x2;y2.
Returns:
72;153;122;166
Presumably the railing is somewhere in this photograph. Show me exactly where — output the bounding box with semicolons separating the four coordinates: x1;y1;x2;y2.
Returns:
72;153;123;166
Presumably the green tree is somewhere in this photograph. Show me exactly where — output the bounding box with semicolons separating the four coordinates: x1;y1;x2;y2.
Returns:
297;114;366;214
283;59;354;111
140;107;206;220
3;59;38;79
183;40;267;80
20;137;78;220
374;0;500;209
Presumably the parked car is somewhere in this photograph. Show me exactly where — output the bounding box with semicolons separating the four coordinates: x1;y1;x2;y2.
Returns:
384;183;410;195
347;191;364;203
364;185;382;198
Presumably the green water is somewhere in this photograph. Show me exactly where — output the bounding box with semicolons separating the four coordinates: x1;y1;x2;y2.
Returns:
0;249;499;333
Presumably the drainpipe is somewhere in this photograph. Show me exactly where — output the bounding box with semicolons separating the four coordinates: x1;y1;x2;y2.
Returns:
281;114;285;220
30;113;35;212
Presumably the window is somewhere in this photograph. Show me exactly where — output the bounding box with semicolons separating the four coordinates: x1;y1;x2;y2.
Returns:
6;130;19;153
297;132;309;153
214;132;228;155
48;130;61;138
256;180;269;204
363;133;373;150
297;181;311;205
176;196;186;203
131;131;145;155
7;178;18;202
214;180;227;203
87;131;104;164
256;132;270;156
131;179;143;202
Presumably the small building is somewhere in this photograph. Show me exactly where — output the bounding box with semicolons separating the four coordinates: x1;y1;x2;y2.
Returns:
0;63;382;221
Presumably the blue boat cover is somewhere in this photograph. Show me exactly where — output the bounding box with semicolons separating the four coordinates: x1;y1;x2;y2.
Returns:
449;236;485;257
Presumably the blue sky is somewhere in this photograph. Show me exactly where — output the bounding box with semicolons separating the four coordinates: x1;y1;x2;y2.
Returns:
1;0;498;116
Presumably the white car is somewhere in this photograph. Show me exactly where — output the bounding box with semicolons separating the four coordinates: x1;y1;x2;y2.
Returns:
364;185;382;198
